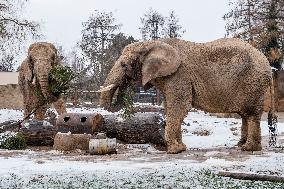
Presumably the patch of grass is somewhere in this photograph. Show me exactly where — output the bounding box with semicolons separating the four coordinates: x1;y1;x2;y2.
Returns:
0;169;283;189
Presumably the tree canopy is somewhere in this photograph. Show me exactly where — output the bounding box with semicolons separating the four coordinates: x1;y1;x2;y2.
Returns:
0;0;40;71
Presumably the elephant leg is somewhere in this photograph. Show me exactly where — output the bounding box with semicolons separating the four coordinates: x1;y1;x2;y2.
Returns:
165;93;191;154
53;98;67;115
241;115;262;151
237;116;248;147
22;83;36;119
34;104;48;120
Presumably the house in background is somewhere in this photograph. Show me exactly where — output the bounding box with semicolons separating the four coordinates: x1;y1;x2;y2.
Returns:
0;72;23;109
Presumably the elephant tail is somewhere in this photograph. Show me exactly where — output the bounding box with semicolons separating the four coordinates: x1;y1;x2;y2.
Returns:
268;74;277;130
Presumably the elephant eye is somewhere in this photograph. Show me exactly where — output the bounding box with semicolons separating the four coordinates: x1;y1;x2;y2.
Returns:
121;63;126;68
29;56;33;63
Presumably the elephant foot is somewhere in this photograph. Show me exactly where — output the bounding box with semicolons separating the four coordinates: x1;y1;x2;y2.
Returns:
167;143;187;154
237;138;246;147
241;140;262;151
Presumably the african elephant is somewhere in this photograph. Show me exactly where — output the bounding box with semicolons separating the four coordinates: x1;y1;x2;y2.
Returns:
98;38;272;154
18;42;66;120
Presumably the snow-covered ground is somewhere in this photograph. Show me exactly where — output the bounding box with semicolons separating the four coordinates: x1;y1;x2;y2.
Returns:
0;107;284;188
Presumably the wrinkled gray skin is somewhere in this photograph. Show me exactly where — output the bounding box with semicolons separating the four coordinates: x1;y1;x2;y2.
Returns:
18;42;66;120
99;38;272;154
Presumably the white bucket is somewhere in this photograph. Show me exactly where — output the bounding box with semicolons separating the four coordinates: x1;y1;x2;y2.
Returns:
89;138;117;155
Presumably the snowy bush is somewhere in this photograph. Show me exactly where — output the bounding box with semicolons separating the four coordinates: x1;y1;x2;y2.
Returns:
0;132;27;150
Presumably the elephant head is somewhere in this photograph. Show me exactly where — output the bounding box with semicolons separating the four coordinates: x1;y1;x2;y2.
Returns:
98;40;180;111
25;42;60;100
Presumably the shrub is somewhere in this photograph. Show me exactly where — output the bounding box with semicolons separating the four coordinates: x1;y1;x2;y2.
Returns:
0;132;27;150
48;65;76;97
121;86;136;120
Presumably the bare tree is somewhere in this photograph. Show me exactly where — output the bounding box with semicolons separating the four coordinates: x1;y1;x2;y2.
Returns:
224;0;260;42
163;11;186;38
224;0;284;69
80;10;121;90
0;0;40;71
224;0;284;110
140;8;165;40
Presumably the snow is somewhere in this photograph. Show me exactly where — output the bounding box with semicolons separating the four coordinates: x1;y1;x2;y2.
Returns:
0;109;23;123
1;107;284;188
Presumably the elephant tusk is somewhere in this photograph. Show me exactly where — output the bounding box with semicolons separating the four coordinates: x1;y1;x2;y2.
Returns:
96;84;116;93
32;77;36;85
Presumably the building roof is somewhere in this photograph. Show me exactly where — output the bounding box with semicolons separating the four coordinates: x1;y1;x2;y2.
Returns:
0;72;19;85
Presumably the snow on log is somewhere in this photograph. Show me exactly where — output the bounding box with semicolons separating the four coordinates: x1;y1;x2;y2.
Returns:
0;120;20;132
19;120;56;146
217;171;284;183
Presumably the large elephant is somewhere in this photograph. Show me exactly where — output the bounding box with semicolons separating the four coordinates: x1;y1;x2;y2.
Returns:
18;42;66;120
98;38;272;154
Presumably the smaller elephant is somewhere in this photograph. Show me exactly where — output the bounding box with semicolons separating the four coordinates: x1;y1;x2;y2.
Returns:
18;42;66;120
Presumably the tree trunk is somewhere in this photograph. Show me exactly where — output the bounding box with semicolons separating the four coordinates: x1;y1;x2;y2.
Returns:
94;113;166;148
217;171;284;183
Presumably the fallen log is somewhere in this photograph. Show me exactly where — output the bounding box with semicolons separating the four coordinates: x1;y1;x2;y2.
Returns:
0;120;20;132
56;112;166;148
217;171;284;183
19;120;56;146
56;113;104;134
94;113;166;147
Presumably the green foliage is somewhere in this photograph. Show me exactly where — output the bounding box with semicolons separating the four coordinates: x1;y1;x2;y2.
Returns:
121;86;136;120
48;65;76;97
35;79;46;104
0;133;27;150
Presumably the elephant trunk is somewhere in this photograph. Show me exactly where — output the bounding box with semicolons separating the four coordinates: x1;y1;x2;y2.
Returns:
38;74;49;99
99;63;126;111
35;60;52;101
99;87;118;111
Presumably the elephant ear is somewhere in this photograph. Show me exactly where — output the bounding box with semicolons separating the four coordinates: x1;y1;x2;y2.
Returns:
141;42;180;86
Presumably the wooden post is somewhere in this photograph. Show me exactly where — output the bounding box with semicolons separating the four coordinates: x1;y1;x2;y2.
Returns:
217;171;284;183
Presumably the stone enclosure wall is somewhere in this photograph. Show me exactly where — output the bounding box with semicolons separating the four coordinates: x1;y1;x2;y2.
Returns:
0;72;23;110
0;84;23;110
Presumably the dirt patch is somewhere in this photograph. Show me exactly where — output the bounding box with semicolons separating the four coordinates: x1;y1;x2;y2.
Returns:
192;130;210;136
